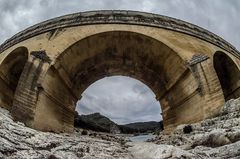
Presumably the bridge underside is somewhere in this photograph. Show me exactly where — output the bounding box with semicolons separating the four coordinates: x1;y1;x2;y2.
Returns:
32;31;201;132
0;11;239;133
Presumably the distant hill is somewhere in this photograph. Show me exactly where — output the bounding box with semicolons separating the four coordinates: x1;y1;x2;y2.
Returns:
74;112;163;134
74;112;120;134
119;121;163;134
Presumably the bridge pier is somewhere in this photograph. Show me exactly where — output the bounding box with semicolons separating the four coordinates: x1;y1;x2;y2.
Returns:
188;54;225;118
11;51;51;127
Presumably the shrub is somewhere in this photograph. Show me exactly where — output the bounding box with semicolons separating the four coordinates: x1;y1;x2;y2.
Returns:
183;125;192;134
81;130;88;135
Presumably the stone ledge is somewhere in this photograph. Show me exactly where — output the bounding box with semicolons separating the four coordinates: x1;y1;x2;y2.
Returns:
0;10;239;57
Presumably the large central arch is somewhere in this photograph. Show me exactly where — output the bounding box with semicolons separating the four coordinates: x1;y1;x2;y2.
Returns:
30;31;205;132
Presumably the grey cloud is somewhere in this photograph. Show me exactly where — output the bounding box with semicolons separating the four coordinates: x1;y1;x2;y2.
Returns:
132;83;150;95
76;76;161;124
76;102;93;114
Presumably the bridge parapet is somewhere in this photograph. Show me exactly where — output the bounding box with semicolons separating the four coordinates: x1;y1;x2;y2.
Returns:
0;10;239;57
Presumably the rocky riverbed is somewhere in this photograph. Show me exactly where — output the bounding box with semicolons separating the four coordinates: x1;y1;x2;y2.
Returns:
0;107;131;159
141;98;240;159
0;98;240;158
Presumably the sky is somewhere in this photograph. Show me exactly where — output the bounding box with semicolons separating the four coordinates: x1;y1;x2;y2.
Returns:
0;0;239;124
76;76;161;124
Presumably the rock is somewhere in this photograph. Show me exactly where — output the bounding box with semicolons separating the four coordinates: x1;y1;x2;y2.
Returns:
1;97;240;159
0;107;131;159
129;142;196;159
48;154;59;159
221;98;240;114
190;141;240;158
151;97;240;158
0;152;4;158
227;130;240;142
192;129;231;148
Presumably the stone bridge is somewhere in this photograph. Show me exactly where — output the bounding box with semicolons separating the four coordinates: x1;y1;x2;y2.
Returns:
0;10;239;133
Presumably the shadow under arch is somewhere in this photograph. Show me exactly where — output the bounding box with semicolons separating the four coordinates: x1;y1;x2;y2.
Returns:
54;31;187;98
0;47;28;110
213;51;240;100
33;31;202;132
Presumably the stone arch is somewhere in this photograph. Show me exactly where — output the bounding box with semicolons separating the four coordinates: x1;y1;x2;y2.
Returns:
31;31;207;132
0;11;234;133
0;47;28;110
54;31;187;97
213;51;240;100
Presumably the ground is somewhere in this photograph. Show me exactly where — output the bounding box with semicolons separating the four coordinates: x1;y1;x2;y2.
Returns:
0;108;130;159
0;98;240;159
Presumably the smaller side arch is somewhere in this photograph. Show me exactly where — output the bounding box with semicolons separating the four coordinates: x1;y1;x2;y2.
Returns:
213;51;240;100
0;47;28;110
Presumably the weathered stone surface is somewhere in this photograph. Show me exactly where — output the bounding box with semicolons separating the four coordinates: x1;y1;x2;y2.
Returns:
221;98;240;114
128;142;196;159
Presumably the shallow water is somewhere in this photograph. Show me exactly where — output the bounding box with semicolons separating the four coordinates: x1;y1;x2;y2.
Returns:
129;134;156;142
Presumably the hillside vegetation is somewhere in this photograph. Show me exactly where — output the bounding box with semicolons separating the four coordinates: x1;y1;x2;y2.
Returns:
74;112;163;134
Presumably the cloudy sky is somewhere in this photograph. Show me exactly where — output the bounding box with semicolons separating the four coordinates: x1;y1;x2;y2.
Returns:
76;76;161;124
0;0;239;124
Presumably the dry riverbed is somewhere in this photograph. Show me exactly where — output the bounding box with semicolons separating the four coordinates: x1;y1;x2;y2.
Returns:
1;98;240;158
0;107;131;159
